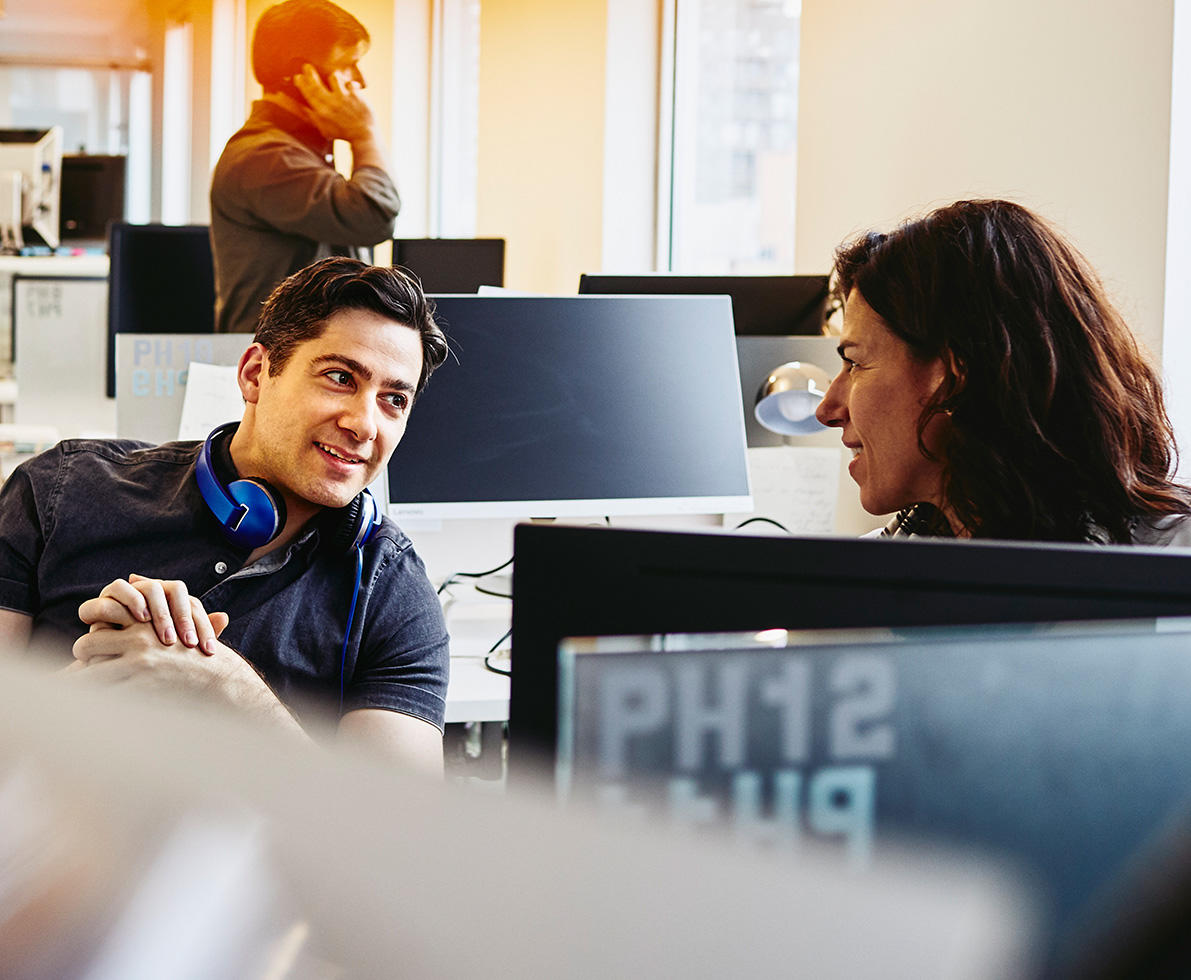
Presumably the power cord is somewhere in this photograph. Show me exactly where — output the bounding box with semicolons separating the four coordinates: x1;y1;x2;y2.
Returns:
734;516;791;534
436;557;514;675
437;554;514;595
484;627;513;676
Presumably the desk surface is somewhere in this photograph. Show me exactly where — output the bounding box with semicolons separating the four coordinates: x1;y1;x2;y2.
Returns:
0;254;109;276
443;591;511;724
446;655;509;724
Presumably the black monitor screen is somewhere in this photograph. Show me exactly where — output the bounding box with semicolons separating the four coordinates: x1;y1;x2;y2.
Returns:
106;223;215;397
387;295;752;520
393;238;505;293
60;154;126;244
578;273;830;336
510;523;1191;774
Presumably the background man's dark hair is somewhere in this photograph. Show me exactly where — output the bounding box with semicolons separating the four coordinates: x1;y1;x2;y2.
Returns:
252;0;369;93
255;257;449;399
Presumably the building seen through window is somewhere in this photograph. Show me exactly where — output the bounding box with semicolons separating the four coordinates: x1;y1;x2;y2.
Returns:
669;0;801;273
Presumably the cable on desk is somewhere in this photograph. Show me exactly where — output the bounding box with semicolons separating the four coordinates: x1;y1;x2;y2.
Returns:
734;516;791;534
484;627;513;676
483;654;511;677
437;554;514;595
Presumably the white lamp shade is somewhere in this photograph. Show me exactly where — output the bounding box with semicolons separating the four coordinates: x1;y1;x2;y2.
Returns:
753;360;831;435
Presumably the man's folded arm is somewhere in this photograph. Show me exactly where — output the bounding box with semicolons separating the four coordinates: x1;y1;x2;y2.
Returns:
0;608;32;653
338;708;444;776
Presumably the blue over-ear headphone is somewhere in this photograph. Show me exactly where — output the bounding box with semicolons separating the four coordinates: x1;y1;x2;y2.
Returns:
196;421;380;553
196;422;286;549
196;421;384;713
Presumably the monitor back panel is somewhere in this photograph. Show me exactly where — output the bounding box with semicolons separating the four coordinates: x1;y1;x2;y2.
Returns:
511;523;1191;772
115;333;254;443
60;154;126;245
578;273;830;336
106;223;216;397
393;238;505;293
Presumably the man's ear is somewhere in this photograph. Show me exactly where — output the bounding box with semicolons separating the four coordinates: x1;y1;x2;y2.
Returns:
237;343;267;404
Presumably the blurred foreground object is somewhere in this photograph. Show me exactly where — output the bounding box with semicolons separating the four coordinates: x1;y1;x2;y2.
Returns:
0;652;1037;979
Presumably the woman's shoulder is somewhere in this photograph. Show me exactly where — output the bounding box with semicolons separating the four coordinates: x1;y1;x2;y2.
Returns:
1130;514;1191;548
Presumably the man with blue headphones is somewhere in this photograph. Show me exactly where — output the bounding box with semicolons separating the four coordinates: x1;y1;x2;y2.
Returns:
0;258;451;772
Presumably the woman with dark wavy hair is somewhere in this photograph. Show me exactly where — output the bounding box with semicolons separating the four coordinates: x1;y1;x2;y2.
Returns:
815;198;1191;544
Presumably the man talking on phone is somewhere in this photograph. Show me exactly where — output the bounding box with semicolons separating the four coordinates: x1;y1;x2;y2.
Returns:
210;0;400;334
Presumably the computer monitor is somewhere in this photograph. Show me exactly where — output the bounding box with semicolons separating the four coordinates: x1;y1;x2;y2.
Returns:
0;126;63;250
386;295;752;520
393;238;505;293
509;523;1191;774
554;619;1191;971
579;274;834;446
106;223;216;397
60;154;126;245
578;273;830;336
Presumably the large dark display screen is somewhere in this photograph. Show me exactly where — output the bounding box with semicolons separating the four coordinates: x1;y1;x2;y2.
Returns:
387;295;752;519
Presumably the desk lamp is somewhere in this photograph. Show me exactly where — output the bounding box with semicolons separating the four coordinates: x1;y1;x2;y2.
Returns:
753;361;831;435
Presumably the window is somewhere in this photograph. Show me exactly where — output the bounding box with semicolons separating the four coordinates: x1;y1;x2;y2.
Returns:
430;0;482;236
161;20;194;225
664;0;801;273
1;62;152;224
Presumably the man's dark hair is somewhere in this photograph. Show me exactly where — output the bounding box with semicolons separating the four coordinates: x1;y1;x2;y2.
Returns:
255;257;448;399
252;0;369;93
833;198;1191;543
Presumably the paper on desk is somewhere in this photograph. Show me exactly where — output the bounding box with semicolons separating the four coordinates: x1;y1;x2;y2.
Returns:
177;362;243;440
743;445;841;534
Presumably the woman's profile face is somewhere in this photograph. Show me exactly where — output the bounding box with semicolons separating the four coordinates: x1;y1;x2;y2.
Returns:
815;290;949;517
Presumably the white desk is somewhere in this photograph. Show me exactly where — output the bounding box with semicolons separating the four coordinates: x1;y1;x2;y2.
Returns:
0;254;109;276
445;655;509;723
443;589;512;724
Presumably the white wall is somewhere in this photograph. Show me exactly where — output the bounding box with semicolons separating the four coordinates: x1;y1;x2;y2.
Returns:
476;0;608;294
795;0;1175;361
393;0;432;238
1165;0;1191;475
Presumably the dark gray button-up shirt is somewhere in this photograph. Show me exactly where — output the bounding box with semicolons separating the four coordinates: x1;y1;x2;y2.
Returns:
0;438;448;729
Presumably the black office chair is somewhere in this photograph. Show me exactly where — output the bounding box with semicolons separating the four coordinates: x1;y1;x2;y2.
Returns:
106;222;216;396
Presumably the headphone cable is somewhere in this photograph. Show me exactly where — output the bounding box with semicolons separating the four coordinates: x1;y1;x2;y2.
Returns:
339;545;365;715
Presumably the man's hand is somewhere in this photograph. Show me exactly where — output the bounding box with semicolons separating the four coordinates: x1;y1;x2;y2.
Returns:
69;621;308;739
73;620;240;692
79;575;228;654
293;63;377;144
